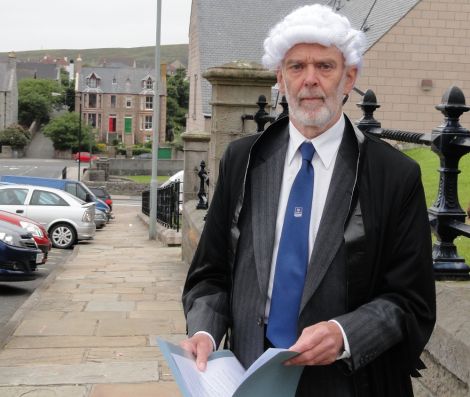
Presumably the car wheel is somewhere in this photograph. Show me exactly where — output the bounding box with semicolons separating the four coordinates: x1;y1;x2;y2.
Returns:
49;223;77;249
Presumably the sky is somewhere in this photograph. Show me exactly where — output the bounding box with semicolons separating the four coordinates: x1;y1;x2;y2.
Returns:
0;0;192;52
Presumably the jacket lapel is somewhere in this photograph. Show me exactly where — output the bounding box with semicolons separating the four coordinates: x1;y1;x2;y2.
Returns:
300;122;359;312
251;126;289;297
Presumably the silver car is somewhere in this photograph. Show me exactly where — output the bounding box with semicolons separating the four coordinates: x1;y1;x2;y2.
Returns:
0;184;96;249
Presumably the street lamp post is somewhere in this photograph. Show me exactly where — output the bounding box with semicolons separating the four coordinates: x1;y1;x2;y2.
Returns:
149;0;162;240
78;101;82;181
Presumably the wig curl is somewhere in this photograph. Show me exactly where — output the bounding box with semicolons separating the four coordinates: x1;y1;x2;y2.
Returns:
262;4;366;70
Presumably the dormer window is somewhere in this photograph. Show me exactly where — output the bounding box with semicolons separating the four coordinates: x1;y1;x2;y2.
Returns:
86;73;100;88
112;77;117;84
145;78;153;89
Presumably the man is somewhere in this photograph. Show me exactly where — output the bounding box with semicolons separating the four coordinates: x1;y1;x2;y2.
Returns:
181;4;436;396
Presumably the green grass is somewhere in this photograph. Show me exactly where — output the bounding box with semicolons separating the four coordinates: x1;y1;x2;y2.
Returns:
405;147;470;261
124;175;168;184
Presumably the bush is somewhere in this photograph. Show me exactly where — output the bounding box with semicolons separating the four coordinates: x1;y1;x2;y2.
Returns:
132;147;152;156
0;124;31;149
95;143;107;153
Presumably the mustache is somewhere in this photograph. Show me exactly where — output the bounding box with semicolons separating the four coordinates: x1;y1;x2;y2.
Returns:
297;89;326;100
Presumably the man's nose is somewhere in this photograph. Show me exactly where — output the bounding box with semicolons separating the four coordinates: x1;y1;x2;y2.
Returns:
303;64;319;86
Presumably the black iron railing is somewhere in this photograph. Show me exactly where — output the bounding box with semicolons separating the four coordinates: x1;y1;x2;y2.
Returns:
356;86;470;280
142;181;182;231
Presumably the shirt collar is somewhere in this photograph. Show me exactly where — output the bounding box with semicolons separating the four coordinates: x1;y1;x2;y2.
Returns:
287;114;345;169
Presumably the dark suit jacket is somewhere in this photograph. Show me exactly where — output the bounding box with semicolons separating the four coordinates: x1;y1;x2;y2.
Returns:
183;116;436;396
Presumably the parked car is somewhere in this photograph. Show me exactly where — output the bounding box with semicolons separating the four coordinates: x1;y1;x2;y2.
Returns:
160;170;184;212
0;220;42;280
0;185;96;249
73;152;99;162
0;175;111;220
133;153;152;159
94;209;107;229
89;186;113;211
0;210;51;263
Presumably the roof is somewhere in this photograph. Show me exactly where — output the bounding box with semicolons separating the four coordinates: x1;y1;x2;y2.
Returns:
77;66;165;95
193;0;421;115
16;62;59;81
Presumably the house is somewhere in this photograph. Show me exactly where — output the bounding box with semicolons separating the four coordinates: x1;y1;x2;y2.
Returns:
187;0;470;134
0;52;18;130
75;56;167;147
16;61;60;82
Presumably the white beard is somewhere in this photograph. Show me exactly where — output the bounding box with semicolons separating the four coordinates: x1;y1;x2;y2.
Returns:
284;76;346;130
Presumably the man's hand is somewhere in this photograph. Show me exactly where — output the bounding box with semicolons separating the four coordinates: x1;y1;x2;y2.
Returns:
179;333;214;372
285;321;344;366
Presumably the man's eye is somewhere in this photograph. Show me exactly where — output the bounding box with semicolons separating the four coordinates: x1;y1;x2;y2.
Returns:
318;63;334;71
289;64;303;71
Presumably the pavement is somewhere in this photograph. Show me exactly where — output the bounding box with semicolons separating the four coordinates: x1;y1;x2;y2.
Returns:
0;203;187;397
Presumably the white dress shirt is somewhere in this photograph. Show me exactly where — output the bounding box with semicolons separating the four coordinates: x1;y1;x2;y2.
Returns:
265;114;351;359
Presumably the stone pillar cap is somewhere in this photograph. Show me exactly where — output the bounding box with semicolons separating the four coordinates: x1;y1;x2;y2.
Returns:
203;61;276;85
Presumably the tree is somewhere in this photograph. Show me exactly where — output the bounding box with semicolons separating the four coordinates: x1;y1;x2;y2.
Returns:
0;124;31;149
43;112;93;151
166;67;189;139
18;78;63;126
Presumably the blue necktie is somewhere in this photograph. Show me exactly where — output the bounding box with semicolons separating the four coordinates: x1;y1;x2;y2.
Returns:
267;142;315;348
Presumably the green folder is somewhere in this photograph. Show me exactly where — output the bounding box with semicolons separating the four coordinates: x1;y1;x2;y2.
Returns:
157;338;304;397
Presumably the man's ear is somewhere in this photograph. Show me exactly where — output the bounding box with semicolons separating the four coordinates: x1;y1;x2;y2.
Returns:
276;69;285;95
343;66;358;95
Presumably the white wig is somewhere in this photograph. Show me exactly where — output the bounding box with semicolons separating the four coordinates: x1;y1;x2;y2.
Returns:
262;4;367;70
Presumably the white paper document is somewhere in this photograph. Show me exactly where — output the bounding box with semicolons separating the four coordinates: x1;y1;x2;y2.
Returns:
157;338;304;397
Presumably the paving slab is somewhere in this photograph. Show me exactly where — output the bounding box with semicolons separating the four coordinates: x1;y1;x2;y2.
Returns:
0;385;89;397
89;382;181;397
14;318;97;336
0;361;159;386
6;336;148;349
0;347;85;366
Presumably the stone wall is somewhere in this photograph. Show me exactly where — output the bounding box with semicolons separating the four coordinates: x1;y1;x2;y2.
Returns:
343;0;470;132
107;158;183;176
84;179;149;196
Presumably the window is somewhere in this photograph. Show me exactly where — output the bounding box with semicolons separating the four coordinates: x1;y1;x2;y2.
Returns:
110;95;116;108
86;77;97;88
124;117;132;134
0;188;28;205
30;190;68;206
126;97;132;108
145;78;153;89
88;93;97;108
65;183;77;197
108;115;116;132
144;115;152;130
88;113;97;127
76;184;89;201
145;96;153;110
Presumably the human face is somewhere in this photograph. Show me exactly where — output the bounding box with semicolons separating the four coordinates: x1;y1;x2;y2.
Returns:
277;43;358;138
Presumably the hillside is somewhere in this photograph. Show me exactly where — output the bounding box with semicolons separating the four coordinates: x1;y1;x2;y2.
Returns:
1;44;188;69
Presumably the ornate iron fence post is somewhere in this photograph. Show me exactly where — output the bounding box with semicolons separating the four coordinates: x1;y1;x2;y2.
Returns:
241;94;289;133
197;160;209;209
355;89;381;132
429;86;470;280
356;86;470;280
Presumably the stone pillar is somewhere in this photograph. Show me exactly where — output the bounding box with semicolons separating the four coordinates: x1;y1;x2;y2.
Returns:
181;131;210;202
203;61;276;197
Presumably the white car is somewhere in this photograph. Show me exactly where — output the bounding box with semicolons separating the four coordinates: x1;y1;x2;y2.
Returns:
0;184;96;249
160;170;184;212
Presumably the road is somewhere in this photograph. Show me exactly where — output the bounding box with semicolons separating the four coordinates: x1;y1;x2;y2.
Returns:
0;158;75;179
